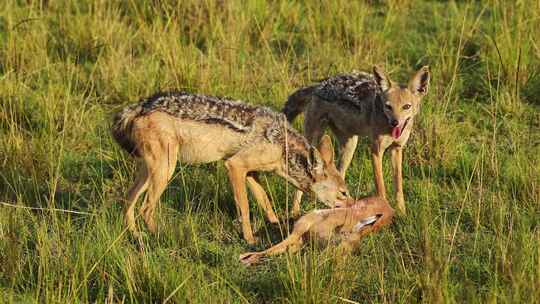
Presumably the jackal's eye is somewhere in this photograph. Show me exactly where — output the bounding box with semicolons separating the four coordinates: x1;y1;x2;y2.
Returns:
403;104;412;110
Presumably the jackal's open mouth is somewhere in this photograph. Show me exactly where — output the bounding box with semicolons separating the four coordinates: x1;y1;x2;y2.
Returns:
391;118;410;139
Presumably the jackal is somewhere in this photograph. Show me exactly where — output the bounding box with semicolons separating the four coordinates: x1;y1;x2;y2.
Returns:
112;91;349;244
283;66;430;214
239;196;394;265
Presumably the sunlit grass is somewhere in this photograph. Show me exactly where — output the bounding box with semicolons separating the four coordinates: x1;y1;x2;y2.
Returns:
0;0;539;302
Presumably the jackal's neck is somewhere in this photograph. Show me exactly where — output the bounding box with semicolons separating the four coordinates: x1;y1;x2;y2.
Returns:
282;150;314;193
370;94;387;123
273;126;314;192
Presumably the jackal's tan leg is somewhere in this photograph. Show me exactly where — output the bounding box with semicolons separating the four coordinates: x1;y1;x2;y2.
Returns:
246;173;279;224
371;143;387;199
125;161;150;235
139;141;178;233
226;144;282;244
225;160;255;244
390;146;405;214
336;134;358;179
291;191;303;217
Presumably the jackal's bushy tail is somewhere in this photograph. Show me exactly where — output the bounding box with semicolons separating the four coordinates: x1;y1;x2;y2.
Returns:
112;104;144;157
282;85;317;122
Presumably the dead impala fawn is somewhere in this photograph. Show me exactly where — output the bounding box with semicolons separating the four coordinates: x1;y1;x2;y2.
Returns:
240;195;394;265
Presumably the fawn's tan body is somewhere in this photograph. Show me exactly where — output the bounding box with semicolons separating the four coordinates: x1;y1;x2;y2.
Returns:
239;196;394;265
283;66;430;214
112;92;349;244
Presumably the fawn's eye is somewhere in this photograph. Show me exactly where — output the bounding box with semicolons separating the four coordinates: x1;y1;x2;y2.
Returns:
403;104;412;110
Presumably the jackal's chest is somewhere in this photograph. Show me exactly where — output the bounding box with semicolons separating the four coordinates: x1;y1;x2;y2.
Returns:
376;119;414;149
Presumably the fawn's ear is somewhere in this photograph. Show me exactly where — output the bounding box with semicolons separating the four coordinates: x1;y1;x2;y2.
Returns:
409;66;430;96
373;65;392;91
317;135;335;165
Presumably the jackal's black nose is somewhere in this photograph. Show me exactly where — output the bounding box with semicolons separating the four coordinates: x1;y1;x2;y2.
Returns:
390;119;398;127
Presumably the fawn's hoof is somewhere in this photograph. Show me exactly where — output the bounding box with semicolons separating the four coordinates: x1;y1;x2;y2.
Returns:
239;252;262;266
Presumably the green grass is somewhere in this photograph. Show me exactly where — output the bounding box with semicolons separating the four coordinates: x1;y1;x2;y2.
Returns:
1;0;539;302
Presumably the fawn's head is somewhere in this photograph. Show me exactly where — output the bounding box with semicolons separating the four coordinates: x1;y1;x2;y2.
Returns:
373;66;431;139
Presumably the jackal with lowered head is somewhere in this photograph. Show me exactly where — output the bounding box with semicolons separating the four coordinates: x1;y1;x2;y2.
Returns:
283;66;430;214
112;91;349;244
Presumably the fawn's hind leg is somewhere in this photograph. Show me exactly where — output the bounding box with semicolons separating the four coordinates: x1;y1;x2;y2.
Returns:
124;160;150;235
239;226;305;265
239;211;323;265
138;137;178;233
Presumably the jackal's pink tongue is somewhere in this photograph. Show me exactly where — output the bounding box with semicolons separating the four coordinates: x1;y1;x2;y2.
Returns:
392;126;401;139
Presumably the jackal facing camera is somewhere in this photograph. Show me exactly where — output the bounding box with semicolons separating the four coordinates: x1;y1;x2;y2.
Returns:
283;66;430;214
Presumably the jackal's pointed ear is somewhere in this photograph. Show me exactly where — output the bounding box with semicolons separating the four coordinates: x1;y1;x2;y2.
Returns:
317;135;334;165
409;66;430;96
373;65;391;91
309;147;325;176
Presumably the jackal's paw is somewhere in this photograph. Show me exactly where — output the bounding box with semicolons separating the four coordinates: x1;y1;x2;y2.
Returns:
288;210;303;221
239;252;263;266
395;197;406;215
268;215;280;225
244;236;259;246
146;222;157;234
129;228;142;239
396;205;407;216
127;225;146;244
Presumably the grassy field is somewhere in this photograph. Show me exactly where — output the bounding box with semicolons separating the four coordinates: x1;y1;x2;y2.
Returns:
1;0;539;302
